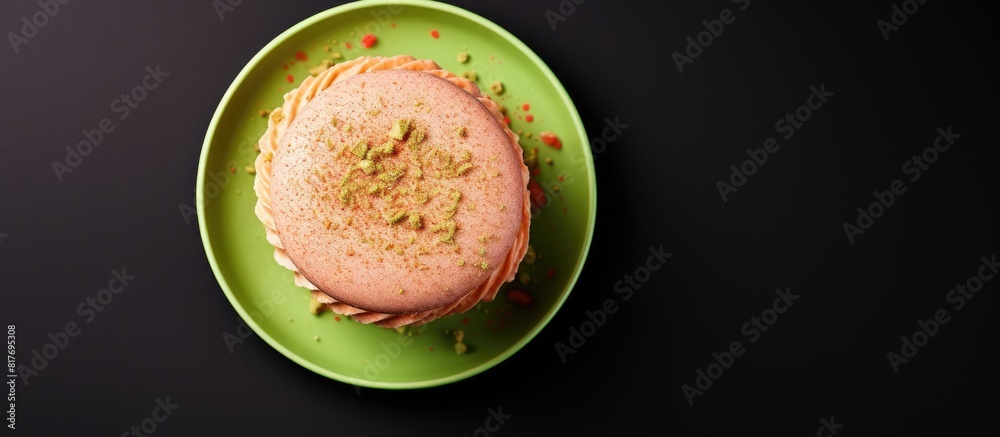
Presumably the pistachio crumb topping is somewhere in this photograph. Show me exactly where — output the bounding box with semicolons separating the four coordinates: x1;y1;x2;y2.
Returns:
408;213;422;229
456;126;467;138
245;165;256;175
458;260;465;266
358;159;376;174
386;210;406;224
457;52;469;63
460;71;477;81
390;120;411;141
489;81;504;94
351;140;369;158
479;261;489;270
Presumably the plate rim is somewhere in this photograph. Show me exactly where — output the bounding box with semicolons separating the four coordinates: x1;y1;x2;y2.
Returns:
197;0;598;389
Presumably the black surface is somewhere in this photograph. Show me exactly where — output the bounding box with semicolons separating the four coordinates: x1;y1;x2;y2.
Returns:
2;0;998;435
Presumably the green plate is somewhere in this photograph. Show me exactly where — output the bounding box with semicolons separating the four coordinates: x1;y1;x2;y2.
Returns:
197;0;595;389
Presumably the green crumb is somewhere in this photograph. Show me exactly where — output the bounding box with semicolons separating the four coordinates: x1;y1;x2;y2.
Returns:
245;165;256;175
456;126;467;138
479;261;489;270
460;71;478;81
367;183;385;194
450;191;462;201
545;157;553;166
520;272;531;285
524;148;539;169
458;259;465;266
460;151;472;161
552;185;560;192
395;327;406;334
398;288;404;294
498;104;507;115
390;119;411;140
457;52;469;63
368;141;395;159
478;246;486;256
378;169;404;182
408;213;423;229
500;204;506;211
406;129;426;150
368;108;380;116
331;52;343;59
386;210;406;224
478;234;487;243
352;140;369;158
489;81;504;94
330;117;339;127
525;132;533;138
308;59;334;77
314;335;320;342
344;124;352;132
524;245;537;265
358;159;376;174
431;220;457;243
408;236;416;244
455;162;472;176
308;298;324;315
258;109;269;118
322;219;332;229
454;342;468;355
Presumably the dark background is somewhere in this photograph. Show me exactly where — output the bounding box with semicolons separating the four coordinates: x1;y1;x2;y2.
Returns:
1;0;997;435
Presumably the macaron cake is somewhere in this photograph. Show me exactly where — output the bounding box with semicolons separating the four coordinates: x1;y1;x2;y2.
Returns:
253;56;530;328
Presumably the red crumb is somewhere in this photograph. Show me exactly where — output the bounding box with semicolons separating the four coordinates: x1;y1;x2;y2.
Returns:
430;29;439;38
283;64;288;70
502;116;510;125
462;317;470;325
525;115;534;122
229;166;236;174
531;168;541;176
547;268;556;279
334;316;341;322
361;33;377;48
391;23;396;28
558;174;565;182
295;51;308;61
528;179;546;208
522;103;530;111
507;290;533;308
285;74;294;83
345;41;353;49
539;131;562;149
